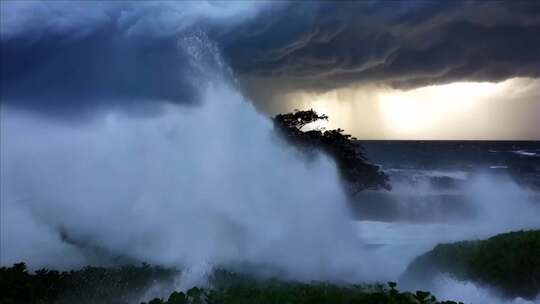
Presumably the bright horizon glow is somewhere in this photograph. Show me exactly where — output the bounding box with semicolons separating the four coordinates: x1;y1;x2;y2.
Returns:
278;77;540;140
378;82;502;136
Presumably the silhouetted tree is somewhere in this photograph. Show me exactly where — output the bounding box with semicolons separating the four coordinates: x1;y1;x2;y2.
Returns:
274;109;391;193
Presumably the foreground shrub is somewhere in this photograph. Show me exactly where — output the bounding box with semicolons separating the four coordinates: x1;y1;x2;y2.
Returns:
0;263;177;304
143;282;462;304
0;263;462;304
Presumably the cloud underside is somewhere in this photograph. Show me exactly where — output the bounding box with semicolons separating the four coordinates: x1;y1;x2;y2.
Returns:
222;1;540;92
1;1;539;115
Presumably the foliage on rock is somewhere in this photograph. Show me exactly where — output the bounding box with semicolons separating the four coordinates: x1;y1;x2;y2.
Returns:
403;229;540;300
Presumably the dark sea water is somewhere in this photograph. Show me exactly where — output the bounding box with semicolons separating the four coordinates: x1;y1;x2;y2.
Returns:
353;141;540;222
361;140;540;176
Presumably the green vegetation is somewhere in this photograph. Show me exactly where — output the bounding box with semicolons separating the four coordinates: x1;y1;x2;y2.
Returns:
141;281;462;304
0;262;177;304
141;282;462;304
403;229;540;299
0;263;462;304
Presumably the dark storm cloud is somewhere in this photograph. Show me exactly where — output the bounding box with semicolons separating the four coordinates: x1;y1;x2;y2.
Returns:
0;1;267;117
1;1;539;117
1;28;197;117
216;1;540;91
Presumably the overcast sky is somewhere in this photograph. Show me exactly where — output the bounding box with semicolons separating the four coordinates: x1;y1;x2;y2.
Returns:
1;0;539;139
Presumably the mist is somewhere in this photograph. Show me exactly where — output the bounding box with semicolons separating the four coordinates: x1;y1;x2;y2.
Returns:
1;3;540;303
1;35;375;283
